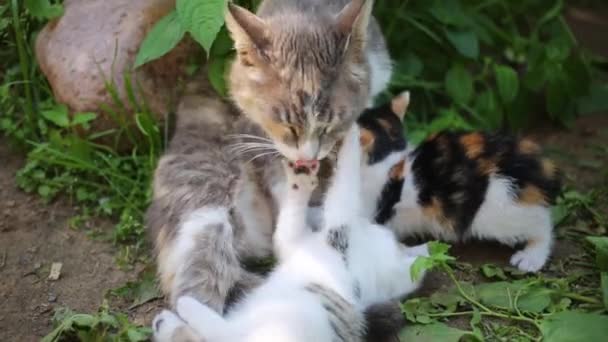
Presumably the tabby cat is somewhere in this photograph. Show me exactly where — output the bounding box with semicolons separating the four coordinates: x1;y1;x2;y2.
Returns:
358;94;561;272
147;0;394;326
153;124;427;342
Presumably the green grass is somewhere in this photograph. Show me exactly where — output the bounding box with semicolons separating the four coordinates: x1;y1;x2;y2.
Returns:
1;0;608;341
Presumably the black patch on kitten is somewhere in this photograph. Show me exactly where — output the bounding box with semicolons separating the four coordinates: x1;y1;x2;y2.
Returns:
357;103;407;164
375;177;404;224
327;225;349;258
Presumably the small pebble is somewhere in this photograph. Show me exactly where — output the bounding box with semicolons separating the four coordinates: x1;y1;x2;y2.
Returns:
48;293;57;303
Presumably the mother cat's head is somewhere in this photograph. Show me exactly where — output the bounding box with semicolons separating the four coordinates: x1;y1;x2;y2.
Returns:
225;0;375;163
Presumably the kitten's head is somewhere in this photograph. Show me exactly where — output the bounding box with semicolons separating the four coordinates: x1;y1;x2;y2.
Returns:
225;0;374;162
358;91;410;165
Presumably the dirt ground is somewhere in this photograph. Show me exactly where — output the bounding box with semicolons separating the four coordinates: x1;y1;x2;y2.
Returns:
1;5;607;342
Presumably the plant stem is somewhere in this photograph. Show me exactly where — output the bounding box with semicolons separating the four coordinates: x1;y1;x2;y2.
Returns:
561;292;602;305
10;0;37;138
444;265;543;333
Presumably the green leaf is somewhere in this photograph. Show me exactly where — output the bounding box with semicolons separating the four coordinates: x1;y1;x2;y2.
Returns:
476;281;552;313
135;10;186;68
177;0;227;54
494;65;519;104
71;112;97;128
24;0;63;19
540;311;608;342
445;29;479;59
474;90;501;129
41;105;70;127
399;322;474;342
578;83;608;115
445;65;473;104
586;236;608;271
602;272;608;310
480;264;507;280
208;55;232;97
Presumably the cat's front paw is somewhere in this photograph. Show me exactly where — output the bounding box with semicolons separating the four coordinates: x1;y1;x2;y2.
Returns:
510;248;547;273
282;160;319;193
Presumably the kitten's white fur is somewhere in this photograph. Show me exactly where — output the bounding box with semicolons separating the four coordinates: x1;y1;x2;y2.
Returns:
153;125;427;342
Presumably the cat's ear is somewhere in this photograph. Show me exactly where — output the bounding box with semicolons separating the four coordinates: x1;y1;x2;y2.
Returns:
335;0;374;43
359;128;375;151
225;3;269;51
391;91;410;122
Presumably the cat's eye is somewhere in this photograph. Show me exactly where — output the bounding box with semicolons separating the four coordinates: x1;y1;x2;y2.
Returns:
288;126;299;139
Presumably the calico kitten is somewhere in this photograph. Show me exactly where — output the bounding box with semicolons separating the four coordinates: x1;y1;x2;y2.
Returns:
359;95;561;272
152;125;428;342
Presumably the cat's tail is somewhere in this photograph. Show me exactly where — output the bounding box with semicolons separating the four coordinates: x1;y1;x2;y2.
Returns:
363;301;406;342
323;124;362;228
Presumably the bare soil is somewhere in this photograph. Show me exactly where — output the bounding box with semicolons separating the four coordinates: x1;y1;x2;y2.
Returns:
0;142;160;341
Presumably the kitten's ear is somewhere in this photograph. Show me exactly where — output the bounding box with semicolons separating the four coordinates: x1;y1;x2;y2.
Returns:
391;91;410;122
335;0;374;42
225;3;269;51
359;128;375;150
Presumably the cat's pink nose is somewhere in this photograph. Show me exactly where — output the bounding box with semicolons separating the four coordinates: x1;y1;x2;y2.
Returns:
295;159;318;170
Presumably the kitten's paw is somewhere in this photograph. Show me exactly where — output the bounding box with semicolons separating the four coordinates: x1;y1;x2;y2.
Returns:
510;249;547;273
282;160;319;192
152;310;186;341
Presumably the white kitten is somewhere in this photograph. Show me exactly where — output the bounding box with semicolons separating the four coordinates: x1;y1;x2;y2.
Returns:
153;125;428;342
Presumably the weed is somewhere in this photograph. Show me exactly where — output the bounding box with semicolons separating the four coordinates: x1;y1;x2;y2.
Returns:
403;241;608;341
43;301;152;342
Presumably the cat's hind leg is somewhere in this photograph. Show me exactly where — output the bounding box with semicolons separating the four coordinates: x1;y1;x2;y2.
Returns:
161;207;243;312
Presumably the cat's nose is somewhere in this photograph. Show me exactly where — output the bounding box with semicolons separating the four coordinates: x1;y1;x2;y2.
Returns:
295;159;319;170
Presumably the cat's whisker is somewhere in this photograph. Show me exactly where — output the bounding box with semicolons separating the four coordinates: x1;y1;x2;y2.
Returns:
227;134;273;143
246;151;282;165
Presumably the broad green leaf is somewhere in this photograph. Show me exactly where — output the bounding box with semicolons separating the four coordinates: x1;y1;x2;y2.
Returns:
210;26;234;57
127;327;152;342
564;54;591;98
41;105;70;127
445;29;479;59
586;236;608;271
429;0;471;27
480;264;507;280
428;109;474;133
135;10;186;68
208;55;232;97
177;0;227;54
494;65;519;104
71;112;97;127
24;0;63;19
445;65;473;104
410;256;433;281
578;83;608;115
540;311;608;342
602;272;608;310
399;322;474;342
474;90;501;129
476;281;552;313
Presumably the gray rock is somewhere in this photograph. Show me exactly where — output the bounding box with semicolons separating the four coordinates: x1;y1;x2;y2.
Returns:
35;0;200;128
